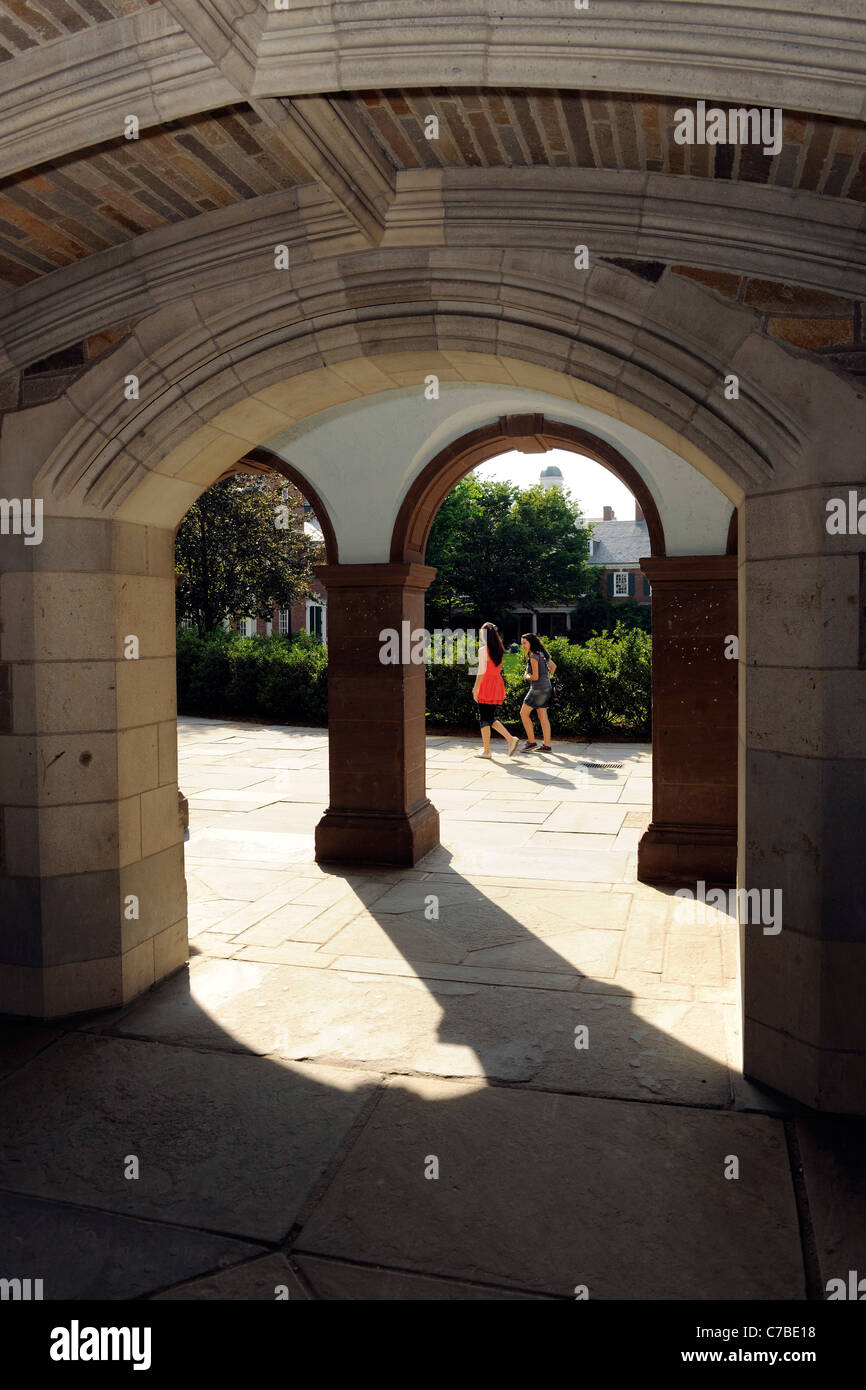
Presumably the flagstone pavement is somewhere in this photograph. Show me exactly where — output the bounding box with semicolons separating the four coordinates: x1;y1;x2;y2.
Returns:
0;718;862;1301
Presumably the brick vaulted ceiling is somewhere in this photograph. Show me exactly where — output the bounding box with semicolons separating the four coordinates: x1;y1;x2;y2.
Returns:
351;90;866;196
0;0;154;57
1;90;865;294
0;105;304;288
1;1;866;384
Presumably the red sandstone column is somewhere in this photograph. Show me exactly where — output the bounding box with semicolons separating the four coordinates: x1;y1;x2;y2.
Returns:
314;562;440;865
637;555;738;885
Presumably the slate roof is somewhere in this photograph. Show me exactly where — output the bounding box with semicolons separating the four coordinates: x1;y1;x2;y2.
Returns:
586;519;650;566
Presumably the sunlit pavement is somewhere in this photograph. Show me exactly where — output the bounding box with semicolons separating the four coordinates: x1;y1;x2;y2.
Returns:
0;719;861;1300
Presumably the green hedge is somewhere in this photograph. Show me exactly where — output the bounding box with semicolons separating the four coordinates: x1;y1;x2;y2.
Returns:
176;629;328;724
424;625;651;737
176;623;651;738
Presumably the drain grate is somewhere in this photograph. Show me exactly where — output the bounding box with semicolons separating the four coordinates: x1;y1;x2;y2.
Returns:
577;760;624;769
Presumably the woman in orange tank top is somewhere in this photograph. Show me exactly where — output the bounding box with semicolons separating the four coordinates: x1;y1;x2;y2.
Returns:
472;621;520;759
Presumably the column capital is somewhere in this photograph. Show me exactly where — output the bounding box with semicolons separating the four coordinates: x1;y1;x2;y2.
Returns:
640;554;736;585
314;562;437;592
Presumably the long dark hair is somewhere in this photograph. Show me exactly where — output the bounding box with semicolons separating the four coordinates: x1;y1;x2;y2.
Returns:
521;632;549;657
480;621;505;665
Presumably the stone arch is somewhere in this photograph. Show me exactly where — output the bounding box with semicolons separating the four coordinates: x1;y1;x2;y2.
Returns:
4;257;864;1114
21;252;821;535
390;414;668;564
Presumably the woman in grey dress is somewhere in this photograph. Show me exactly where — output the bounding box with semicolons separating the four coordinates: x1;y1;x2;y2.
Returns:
518;633;557;752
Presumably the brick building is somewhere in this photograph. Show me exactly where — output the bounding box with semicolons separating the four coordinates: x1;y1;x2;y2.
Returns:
235;499;328;642
586;503;652;605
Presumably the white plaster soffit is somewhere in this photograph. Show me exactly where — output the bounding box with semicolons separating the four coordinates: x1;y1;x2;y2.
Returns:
0;174;862;375
1;0;864;180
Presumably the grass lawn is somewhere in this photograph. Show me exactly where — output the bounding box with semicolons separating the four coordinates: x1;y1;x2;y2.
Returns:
502;651;524;676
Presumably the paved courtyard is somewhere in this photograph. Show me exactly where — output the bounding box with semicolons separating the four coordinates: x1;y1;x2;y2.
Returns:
0;719;862;1300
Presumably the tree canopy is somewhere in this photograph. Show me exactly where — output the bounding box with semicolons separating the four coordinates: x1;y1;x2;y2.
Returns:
175;475;321;635
425;474;594;624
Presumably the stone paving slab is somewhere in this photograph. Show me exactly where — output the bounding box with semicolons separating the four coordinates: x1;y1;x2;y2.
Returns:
333;956;579;994
320;895;587;960
293;1254;554;1299
528;831;618;852
438;820;539;846
108;957;731;1103
663;934;725;987
534;784;627;802
295;1077;804;1299
621;777;652;802
153;1253;310;1300
463;927;622;977
443;806;554;824
0;1191;265;1301
0;1033;379;1242
186;827;314;863
186;864;297;902
178;765;276;790
540;804;629;834
421;844;633;883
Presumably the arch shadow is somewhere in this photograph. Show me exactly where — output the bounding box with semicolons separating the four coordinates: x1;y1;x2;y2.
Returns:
0;822;803;1302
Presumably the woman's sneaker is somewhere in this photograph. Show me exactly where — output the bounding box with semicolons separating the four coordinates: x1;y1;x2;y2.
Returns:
519;740;538;751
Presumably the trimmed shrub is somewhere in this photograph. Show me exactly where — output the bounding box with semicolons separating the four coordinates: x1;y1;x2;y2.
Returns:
176;629;328;725
424;624;650;736
177;624;650;737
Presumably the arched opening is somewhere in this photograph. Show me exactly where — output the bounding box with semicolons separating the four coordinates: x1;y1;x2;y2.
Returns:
382;412;736;890
391;415;667;563
11;307;846;1112
172;445;340;842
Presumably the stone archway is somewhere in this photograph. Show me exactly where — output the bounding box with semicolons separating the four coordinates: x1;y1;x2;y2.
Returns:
385;411;737;887
173;445;341;828
2;260;863;1111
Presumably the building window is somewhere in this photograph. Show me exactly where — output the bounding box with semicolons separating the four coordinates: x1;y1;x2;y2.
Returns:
278;609;291;635
237;617;255;637
613;570;629;598
307;602;324;641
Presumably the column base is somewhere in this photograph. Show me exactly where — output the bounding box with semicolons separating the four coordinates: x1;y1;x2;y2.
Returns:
315;800;440;866
638;822;736;886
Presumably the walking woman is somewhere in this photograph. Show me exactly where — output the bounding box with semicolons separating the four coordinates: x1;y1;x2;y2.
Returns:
472;621;519;759
519;632;557;752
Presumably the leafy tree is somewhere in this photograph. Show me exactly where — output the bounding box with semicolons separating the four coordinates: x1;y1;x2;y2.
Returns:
425;474;593;625
175;475;321;635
